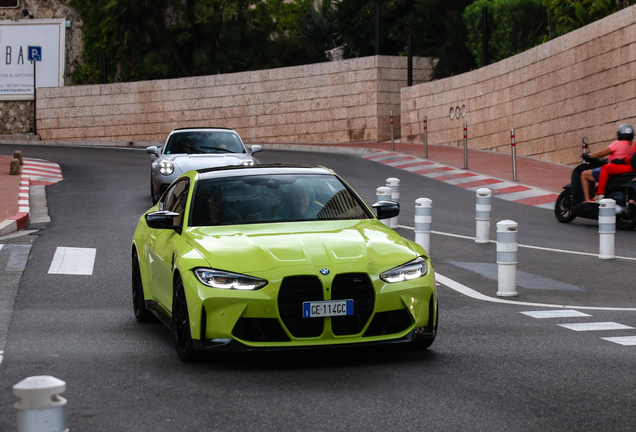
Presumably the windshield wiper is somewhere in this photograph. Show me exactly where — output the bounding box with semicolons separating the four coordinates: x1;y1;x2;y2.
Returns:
199;146;239;154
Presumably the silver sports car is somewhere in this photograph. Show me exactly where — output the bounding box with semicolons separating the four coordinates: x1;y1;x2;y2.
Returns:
147;127;262;203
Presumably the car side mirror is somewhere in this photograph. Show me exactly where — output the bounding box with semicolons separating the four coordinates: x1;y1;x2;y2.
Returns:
146;146;160;156
250;145;262;155
372;201;399;220
146;211;180;230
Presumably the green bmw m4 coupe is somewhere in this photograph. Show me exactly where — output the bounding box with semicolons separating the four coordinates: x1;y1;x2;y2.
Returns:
131;164;438;361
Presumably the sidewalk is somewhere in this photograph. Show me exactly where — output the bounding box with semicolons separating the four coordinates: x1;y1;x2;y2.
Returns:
0;140;573;237
0;155;25;236
0;152;62;237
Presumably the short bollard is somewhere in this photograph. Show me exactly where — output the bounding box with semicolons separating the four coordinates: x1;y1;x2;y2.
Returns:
14;376;68;432
415;198;432;253
386;178;400;228
496;220;518;297
10;158;21;175
599;198;616;260
14;150;23;166
376;186;392;227
475;188;492;244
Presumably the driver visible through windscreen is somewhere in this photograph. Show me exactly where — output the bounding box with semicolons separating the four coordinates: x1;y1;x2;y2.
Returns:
190;174;372;226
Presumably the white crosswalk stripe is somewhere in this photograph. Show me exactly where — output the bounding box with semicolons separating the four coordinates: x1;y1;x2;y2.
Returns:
48;247;96;275
601;336;636;346
521;310;591;319
558;322;634;331
521;310;636;346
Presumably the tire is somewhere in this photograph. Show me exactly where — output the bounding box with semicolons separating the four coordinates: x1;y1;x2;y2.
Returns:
132;250;155;323
151;174;158;204
554;190;576;223
173;276;199;362
616;203;636;231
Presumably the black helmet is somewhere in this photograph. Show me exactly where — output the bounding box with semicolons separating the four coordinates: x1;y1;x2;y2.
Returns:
617;124;634;141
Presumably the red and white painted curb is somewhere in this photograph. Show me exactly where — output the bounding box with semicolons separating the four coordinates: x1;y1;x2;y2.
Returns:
364;151;558;210
7;157;62;232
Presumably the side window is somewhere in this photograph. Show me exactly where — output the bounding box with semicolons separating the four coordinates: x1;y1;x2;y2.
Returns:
163;179;190;227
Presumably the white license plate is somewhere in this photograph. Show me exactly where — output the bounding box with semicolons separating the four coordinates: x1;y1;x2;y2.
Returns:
303;300;354;318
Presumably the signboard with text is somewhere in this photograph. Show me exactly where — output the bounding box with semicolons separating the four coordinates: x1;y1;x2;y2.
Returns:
0;19;66;100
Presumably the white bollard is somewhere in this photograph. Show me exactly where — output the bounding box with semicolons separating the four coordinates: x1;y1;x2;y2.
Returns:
386;178;400;228
496;220;518;297
14;376;68;432
599;198;616;260
414;198;432;254
376;186;392;227
475;188;492;244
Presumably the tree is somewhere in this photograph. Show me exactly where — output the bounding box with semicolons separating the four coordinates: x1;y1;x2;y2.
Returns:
71;0;320;83
464;0;548;68
543;0;636;39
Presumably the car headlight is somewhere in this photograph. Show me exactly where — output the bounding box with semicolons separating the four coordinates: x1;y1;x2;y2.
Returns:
380;257;427;283
241;160;255;166
194;268;268;290
159;161;174;176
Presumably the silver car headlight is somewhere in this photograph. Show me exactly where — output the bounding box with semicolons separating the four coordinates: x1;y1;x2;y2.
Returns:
194;268;268;290
241;160;255;166
159;161;174;176
380;257;427;283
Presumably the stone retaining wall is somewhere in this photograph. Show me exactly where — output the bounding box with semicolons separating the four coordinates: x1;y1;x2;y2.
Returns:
401;5;636;166
37;56;433;143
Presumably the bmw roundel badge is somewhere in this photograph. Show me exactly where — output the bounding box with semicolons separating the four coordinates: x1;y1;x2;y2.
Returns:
320;268;330;276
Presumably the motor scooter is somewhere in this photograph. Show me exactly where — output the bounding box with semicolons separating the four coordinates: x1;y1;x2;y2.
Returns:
554;142;636;231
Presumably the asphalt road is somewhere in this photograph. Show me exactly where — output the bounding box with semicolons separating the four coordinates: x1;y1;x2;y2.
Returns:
0;144;635;431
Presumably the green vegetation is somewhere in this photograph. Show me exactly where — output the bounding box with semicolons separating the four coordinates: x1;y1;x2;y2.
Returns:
464;0;548;68
70;0;636;84
544;0;635;38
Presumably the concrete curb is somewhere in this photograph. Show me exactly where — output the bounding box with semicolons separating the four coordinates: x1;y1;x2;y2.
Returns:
0;219;17;237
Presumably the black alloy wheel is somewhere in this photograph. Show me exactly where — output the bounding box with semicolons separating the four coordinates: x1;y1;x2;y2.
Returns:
132;250;155;323
555;190;576;223
173;276;199;362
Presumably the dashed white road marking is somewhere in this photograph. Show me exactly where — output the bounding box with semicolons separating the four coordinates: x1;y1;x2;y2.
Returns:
602;336;636;346
558;322;635;332
48;247;96;275
521;310;591;319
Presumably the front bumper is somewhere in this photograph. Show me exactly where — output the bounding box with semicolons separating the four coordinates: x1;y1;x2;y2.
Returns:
192;325;437;352
181;268;437;352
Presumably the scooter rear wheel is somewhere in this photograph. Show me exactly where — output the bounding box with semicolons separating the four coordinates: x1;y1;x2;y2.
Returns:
617;204;636;231
555;190;576;223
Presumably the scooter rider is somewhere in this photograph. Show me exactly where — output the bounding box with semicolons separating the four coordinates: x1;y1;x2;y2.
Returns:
580;124;635;202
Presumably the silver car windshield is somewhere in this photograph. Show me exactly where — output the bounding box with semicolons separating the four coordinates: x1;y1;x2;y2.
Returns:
165;131;245;155
190;174;372;226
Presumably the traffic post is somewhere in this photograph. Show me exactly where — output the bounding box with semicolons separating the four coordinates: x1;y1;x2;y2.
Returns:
376;186;392;227
386;178;400;228
598;199;616;260
14;375;68;432
475;188;492;244
414;198;432;253
511;129;517;181
423;116;428;158
463;122;468;169
496;220;518;297
390;111;395;151
27;46;42;135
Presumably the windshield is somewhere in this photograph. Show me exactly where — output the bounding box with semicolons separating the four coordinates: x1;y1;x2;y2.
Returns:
190;174;372;226
164;131;245;155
